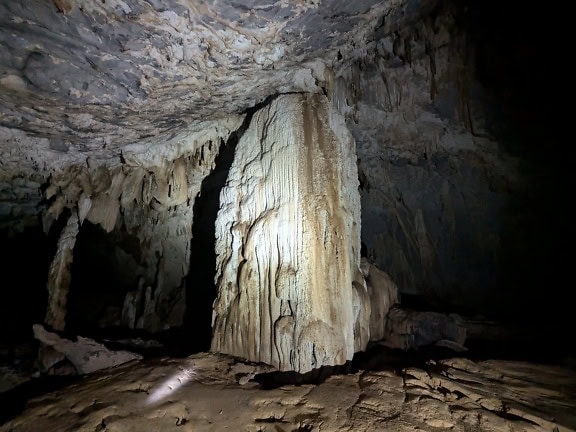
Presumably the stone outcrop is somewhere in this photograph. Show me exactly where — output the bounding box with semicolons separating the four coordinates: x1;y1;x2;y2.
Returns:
33;324;141;375
360;258;400;342
211;94;366;373
0;0;397;151
331;4;524;314
382;306;467;351
44;211;79;331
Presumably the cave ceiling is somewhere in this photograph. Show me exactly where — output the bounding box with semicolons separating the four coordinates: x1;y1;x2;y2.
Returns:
0;0;414;158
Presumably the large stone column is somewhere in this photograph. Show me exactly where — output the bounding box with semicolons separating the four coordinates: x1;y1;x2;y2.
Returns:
211;94;368;373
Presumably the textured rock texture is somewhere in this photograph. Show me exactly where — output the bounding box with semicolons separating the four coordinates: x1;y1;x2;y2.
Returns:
0;0;399;149
42;118;242;332
0;0;405;243
32;324;141;375
2;352;575;432
361;258;400;342
331;3;523;311
44;211;79;331
382;306;467;351
0;0;422;338
212;94;365;373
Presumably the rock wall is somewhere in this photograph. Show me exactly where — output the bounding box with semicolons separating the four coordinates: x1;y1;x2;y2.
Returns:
360;258;400;342
331;3;523;313
211;94;367;373
42;117;243;333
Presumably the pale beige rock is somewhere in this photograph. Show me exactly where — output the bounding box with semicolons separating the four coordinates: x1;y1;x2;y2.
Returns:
212;94;365;373
44;211;79;331
37;118;243;333
2;352;574;432
32;324;141;375
361;258;400;342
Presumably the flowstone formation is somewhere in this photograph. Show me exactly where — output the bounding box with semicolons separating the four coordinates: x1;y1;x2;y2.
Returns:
41;118;243;333
211;94;368;373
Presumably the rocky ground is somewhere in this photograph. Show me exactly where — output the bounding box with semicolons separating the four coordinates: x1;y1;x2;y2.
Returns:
1;350;575;432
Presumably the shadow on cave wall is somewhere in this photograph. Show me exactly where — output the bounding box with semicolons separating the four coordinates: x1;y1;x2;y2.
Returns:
181;109;258;354
178;96;280;355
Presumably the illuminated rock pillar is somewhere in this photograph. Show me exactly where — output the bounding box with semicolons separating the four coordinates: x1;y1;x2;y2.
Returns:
211;94;368;373
45;210;79;331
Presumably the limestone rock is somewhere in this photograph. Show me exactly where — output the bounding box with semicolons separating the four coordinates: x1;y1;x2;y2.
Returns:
382;306;467;351
38;118;242;333
212;94;365;373
333;5;524;315
44;211;79;331
0;0;394;153
32;324;141;375
360;258;400;342
37;344;66;373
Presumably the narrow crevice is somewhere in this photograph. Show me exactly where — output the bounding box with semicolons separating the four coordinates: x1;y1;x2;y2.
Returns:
178;96;275;355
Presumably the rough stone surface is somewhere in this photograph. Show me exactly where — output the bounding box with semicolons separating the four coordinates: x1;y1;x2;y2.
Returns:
382;306;467;351
332;4;523;312
44;211;79;331
0;0;410;241
0;0;400;151
361;258;400;342
212;93;365;373
42;118;242;332
2;352;575;432
0;0;567;399
0;0;542;326
32;324;142;375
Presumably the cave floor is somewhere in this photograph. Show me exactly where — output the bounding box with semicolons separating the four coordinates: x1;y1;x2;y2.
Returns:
1;351;575;432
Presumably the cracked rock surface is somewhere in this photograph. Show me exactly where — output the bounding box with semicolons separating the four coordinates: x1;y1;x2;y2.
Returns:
0;0;399;148
2;352;575;432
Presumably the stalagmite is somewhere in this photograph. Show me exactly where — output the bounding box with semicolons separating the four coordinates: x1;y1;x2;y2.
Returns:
45;210;79;331
211;94;367;373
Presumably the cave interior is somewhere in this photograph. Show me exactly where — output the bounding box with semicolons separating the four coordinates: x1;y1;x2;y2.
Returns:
0;0;574;431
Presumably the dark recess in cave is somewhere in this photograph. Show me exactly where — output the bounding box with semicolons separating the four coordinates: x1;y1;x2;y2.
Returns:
180;137;237;353
463;1;571;329
0;217;65;344
391;0;574;339
66;221;140;336
179;97;275;355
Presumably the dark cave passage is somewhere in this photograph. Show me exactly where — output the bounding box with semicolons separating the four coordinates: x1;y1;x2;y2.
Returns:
0;214;68;345
181;105;258;355
67;222;140;336
181;138;237;353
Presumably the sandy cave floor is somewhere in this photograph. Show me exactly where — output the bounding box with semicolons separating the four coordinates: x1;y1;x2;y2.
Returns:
1;350;576;432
